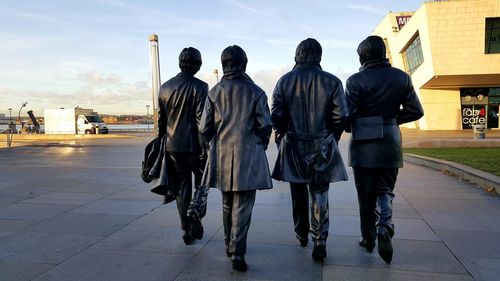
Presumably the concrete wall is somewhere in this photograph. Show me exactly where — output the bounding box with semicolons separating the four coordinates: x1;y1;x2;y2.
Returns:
419;88;463;130
425;0;500;75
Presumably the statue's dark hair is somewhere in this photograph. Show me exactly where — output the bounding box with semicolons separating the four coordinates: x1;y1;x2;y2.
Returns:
295;38;322;64
221;45;248;73
179;47;202;74
357;36;386;65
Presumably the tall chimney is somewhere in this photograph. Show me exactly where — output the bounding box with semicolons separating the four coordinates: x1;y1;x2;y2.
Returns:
149;34;161;135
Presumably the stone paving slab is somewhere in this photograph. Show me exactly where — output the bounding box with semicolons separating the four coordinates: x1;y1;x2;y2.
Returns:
67;182;135;194
32;249;191;281
398;185;487;200
391;218;441;241
324;236;468;274
0;195;31;208
71;199;161;216
322;265;474;281
105;187;162;201
0;203;76;221
20;191;107;205
0;231;102;264
0;260;54;281
0;219;34;239
174;240;322;281
23;212;139;236
406;198;497;215
421;213;493;232
459;256;500;281
0;181;83;197
92;224;219;256
244;219;301;246
435;229;500;259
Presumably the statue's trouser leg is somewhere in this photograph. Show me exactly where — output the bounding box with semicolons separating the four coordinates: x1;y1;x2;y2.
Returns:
376;168;398;236
353;167;377;243
309;184;329;246
353;168;398;242
222;190;256;256
169;152;193;231
290;183;310;239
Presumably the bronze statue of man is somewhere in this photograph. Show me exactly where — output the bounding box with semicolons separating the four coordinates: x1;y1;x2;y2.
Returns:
346;35;424;264
271;38;348;262
158;47;208;245
199;45;273;272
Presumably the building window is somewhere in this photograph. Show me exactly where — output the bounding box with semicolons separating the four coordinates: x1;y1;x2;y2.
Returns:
485;18;500;54
402;34;424;74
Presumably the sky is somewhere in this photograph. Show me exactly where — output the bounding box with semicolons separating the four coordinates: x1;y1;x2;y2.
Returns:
0;0;424;116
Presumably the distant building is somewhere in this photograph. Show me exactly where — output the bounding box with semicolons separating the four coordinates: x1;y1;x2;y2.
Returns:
101;115;118;124
373;0;500;130
0;114;8;125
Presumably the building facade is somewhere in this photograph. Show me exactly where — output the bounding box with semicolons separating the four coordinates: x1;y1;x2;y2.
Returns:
373;0;500;130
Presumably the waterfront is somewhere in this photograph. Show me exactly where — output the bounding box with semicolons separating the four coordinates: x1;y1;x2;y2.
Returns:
0;124;152;133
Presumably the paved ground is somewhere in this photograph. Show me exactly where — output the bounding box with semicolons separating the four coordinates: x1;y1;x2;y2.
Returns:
0;134;499;281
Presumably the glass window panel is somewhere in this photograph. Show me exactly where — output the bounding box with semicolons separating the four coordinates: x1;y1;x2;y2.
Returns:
402;34;424;74
485;17;500;54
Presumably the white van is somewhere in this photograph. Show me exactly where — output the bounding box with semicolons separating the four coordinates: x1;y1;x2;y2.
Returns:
77;114;108;134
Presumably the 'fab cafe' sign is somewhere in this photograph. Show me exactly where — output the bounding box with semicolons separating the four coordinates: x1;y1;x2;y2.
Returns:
460;88;488;129
462;107;486;126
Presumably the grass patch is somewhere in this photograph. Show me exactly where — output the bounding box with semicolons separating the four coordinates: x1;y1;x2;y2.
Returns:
403;148;500;177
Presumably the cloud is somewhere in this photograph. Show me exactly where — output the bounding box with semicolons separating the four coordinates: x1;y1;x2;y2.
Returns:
346;4;386;16
0;71;151;115
197;70;220;89
219;0;266;14
321;38;357;50
103;0;231;34
250;65;354;97
193;66;290;96
71;71;149;107
265;37;355;51
1;6;61;24
264;38;297;48
101;0;169;17
194;64;353;98
332;66;355;85
251;65;291;97
306;0;386;15
76;72;123;85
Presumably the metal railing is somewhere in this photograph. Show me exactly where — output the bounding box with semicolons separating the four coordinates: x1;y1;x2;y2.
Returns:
0;128;13;147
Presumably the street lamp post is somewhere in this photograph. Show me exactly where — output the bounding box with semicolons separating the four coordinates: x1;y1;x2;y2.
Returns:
8;107;16;132
8;108;12;123
146;105;150;132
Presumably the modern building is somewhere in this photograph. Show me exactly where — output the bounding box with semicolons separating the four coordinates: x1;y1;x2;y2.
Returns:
373;0;500;130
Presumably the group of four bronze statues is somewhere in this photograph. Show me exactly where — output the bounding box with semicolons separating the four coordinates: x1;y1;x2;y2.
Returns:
152;36;424;272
